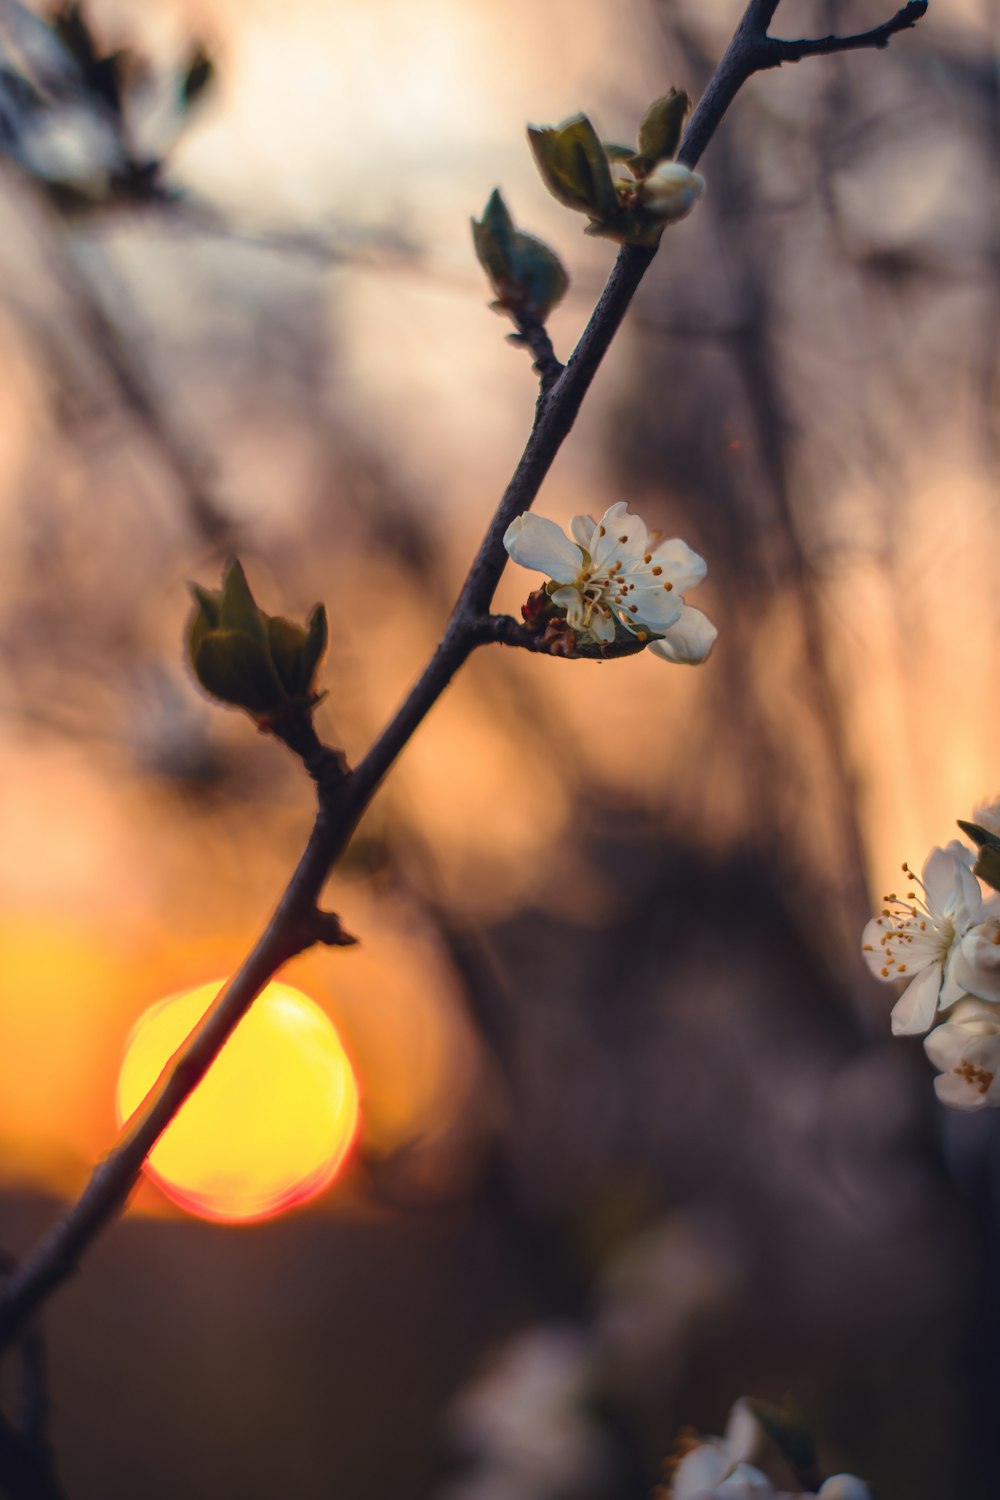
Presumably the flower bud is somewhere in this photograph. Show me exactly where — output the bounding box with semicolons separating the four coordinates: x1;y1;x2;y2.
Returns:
640;161;705;224
186;558;327;726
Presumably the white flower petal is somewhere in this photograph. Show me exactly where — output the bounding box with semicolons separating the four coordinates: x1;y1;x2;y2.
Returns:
937;955;968;1011
949;921;1000;1003
550;586;586;629
503;514;582;585
921;847;970;920
570;514;597;550
671;1443;731;1498
588;606;616;643
647;537;708;592
861;917;889;977
934;1070;996;1111
590;503;647;570
951;859;984;928
624;586;685;631
648;606;718;665
890;963;942;1036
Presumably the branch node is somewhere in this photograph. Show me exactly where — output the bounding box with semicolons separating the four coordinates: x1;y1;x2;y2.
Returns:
308;909;359;948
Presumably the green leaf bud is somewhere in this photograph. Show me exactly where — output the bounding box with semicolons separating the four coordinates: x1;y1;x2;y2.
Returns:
186;558;328;724
471;190;568;324
192;629;285;717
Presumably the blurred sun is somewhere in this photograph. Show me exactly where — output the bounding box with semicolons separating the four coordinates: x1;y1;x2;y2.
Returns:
116;980;360;1223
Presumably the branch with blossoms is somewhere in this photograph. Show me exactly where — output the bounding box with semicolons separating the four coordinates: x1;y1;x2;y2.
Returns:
0;0;929;1363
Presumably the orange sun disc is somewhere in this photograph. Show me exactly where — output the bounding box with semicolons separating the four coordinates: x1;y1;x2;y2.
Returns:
116;980;360;1223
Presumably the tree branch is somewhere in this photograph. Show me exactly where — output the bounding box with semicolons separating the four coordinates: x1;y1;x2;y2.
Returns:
761;2;928;66
0;0;929;1354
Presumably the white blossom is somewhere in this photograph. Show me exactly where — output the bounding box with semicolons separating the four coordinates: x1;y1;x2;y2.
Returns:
503;502;716;663
816;1479;872;1500
671;1442;775;1499
640;161;705;224
924;999;1000;1110
861;846;985;1036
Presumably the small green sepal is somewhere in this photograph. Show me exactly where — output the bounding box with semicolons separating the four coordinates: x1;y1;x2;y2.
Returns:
958;820;1000;850
186;558;328;725
959;822;1000;891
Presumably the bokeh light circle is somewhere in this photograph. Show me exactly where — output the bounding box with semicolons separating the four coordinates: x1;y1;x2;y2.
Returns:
116;980;360;1223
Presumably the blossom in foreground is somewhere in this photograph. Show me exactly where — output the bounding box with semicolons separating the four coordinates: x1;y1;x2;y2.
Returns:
924;1000;1000;1110
861;845;984;1035
503;502;717;663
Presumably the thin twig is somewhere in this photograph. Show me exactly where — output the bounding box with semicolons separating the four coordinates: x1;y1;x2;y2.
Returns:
0;1256;66;1499
762;2;928;66
0;0;929;1354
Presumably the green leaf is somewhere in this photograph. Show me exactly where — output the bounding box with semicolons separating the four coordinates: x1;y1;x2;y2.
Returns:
637;88;691;166
186;583;222;674
193;630;285;716
218;557;268;644
471;188;517;296
626;154;654;180
527;126;588;213
527;114;616;220
472;190;567;323
267;615;310;697
300;602;328;685
266;605;327;699
559;114;617;219
602;141;637;163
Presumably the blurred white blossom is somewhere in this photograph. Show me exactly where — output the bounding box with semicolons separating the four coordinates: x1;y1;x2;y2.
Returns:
441;1325;609;1500
665;1401;871;1500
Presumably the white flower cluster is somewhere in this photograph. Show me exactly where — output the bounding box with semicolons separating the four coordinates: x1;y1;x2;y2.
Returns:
503;502;717;663
666;1402;870;1500
863;819;1000;1110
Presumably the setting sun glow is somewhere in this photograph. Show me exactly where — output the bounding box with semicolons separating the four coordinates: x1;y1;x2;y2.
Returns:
116;981;360;1223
